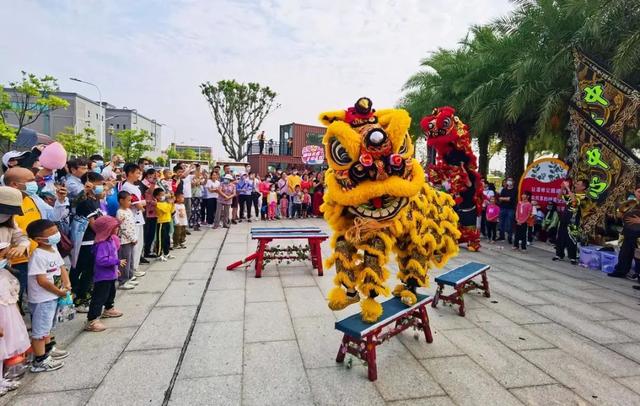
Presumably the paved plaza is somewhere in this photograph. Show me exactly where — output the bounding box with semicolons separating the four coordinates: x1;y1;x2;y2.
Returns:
3;218;640;405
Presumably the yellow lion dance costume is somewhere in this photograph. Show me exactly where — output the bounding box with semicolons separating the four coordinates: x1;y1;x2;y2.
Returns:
320;98;460;323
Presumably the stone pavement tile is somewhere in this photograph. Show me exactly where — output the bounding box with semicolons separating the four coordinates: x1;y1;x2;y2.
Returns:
280;271;317;287
209;268;246;290
23;327;136;394
601;319;640;341
219;244;250;256
529;305;632;344
398;328;464;360
617;376;640;395
103;292;160;328
199;289;244;322
491;280;549;306
609;343;640;365
538;279;611;303
244;301;295;342
466;306;516;327
214;254;246;270
292;315;343;368
130;269;176;293
423;356;523;406
9;389;93;406
180;321;243;378
388;396;457;406
509;384;587;405
491;270;548;291
190;247;223;261
530;290;621;321
587;288;640;307
225;232;249;243
174;261;213;280
374;339;445;401
147;257;185;271
598;302;640;324
429;308;476;330
307;367;385;405
126;305;196;350
285;286;334;318
484;293;550;325
156;279;207;306
246;276;284;302
243;340;313;406
87;348;180;406
521;348;640;404
442;328;553;388
484;324;554;351
528;323;640;378
169;375;241;406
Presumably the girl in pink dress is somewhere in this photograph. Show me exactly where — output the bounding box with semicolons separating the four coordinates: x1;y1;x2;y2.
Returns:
514;191;533;251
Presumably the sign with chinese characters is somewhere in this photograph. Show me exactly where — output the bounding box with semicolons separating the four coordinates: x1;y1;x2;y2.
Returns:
518;158;569;211
301;145;325;165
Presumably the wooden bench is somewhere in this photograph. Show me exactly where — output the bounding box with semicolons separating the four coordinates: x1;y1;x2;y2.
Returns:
335;294;433;381
432;262;490;317
226;227;328;278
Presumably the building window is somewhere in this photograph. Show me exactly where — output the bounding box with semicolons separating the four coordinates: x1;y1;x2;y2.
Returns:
306;132;323;146
87;110;91;118
123;124;126;129
116;124;120;129
96;113;98;120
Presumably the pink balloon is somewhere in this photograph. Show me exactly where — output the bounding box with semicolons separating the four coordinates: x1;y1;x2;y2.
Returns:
39;142;68;170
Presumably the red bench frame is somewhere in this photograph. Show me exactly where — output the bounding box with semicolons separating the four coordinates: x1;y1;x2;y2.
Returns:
432;264;490;317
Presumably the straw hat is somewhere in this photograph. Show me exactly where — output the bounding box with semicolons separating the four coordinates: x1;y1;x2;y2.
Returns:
0;186;24;215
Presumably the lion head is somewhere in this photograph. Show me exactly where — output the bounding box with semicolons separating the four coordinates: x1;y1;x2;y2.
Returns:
319;98;424;221
420;106;469;151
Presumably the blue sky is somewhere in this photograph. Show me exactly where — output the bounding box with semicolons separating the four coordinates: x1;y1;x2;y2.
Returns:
2;0;513;163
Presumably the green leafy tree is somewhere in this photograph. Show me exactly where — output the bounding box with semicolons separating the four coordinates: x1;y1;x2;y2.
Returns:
166;145;179;160
113;129;153;162
200;151;211;164
156;156;166;167
56;126;102;158
200;80;278;161
181;148;197;160
0;89;15;144
2;71;69;151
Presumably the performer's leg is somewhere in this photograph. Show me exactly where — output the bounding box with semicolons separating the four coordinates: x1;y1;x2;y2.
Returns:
356;236;392;323
326;237;360;311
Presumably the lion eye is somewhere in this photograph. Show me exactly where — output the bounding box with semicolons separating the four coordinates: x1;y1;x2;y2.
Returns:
330;139;351;165
399;135;409;155
443;118;451;128
428;122;435;130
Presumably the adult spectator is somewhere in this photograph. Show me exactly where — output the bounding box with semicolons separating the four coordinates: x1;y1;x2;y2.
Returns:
287;137;293;155
65;158;88;199
237;173;254;222
268;139;274;155
553;179;587;265
610;185;640;281
250;173;261;218
142;168;158;258
138;158;152;173
497;177;517;243
205;172;219;226
182;164;197;226
89;154;104;172
100;154;125;181
258;131;265;154
121;164;146;268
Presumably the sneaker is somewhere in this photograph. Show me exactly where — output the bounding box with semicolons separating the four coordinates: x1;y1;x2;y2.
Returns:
49;347;69;360
231;220;238;224
128;280;139;286
627;273;639;281
102;308;123;318
247;219;252;223
0;387;8;396
570;259;578;265
552;256;563;262
185;230;191;235
30;356;64;372
134;271;146;277
75;304;89;313
159;255;168;262
1;380;20;391
179;244;187;249
140;257;150;264
118;283;135;290
130;276;137;282
167;254;176;259
223;225;230;229
84;319;106;332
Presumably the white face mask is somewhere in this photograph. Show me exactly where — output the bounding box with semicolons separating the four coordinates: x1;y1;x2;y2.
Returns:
0;213;12;223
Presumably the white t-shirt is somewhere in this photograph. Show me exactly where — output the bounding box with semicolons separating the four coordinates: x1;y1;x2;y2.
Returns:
121;182;145;225
182;174;194;198
28;247;65;304
206;180;220;199
174;203;188;226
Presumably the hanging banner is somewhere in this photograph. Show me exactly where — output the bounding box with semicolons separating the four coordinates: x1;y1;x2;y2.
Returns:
573;49;640;140
518;158;569;211
301;145;325;165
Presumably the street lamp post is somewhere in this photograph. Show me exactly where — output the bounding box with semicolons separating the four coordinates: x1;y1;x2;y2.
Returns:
70;77;104;149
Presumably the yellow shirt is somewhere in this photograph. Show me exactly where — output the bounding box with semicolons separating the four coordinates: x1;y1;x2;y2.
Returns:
12;196;40;265
155;201;174;224
287;175;301;193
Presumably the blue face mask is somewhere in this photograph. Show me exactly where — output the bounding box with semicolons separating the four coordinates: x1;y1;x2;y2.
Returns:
24;181;38;196
47;232;61;245
95;160;104;168
94;185;104;195
93;167;102;174
0;258;7;269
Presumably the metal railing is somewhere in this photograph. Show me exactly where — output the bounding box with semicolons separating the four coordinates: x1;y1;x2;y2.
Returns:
246;140;292;156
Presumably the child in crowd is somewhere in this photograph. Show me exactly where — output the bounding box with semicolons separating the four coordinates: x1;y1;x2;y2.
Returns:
485;196;500;242
26;219;70;372
0;242;30;393
541;201;559;243
116;191;139;290
279;193;289;219
302;188;311;218
153;189;175;261
173;192;188;249
267;184;278;220
215;174;235;229
292;185;303;218
514;191;533;251
85;216;124;332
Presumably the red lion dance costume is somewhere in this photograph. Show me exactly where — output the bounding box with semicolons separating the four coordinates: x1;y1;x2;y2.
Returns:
420;106;483;251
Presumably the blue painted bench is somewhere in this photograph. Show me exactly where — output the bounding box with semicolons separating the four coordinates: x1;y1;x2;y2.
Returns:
226;227;328;277
335;294;433;381
432;262;490;317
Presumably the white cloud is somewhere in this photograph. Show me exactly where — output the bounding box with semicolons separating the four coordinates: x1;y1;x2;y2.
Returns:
0;0;513;166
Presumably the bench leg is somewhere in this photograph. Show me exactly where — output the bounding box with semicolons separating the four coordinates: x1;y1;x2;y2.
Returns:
255;240;267;278
366;335;377;381
226;252;258;271
418;305;433;343
457;286;465;317
481;271;491;298
313;241;324;276
432;284;444;308
336;335;349;363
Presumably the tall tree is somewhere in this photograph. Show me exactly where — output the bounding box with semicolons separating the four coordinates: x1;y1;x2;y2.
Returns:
56;127;102;158
113;129;154;162
181;148;197;160
200;80;278;161
2;71;69;151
